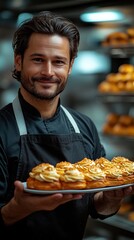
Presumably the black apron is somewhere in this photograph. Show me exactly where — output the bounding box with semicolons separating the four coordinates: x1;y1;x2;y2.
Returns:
10;97;92;240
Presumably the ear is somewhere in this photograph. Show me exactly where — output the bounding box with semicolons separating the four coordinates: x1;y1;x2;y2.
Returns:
14;55;22;71
68;59;74;75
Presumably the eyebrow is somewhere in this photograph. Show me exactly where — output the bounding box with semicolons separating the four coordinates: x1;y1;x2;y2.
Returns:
30;53;68;61
30;53;45;57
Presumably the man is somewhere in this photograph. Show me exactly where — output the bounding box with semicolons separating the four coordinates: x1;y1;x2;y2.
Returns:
0;11;133;240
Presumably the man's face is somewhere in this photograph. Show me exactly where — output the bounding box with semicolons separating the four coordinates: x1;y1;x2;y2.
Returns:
15;33;73;100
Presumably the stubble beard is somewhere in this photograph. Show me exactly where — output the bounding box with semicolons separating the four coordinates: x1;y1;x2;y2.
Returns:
20;77;68;100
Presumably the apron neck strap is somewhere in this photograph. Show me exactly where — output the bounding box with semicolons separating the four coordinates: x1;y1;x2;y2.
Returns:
12;96;80;135
12;96;27;135
60;105;80;133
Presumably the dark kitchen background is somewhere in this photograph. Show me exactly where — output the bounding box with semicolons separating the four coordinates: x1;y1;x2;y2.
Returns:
0;1;134;239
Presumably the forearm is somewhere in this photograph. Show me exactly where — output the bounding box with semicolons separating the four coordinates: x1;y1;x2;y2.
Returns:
1;198;32;226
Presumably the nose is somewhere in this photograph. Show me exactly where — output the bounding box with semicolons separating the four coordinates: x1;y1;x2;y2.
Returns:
40;62;54;76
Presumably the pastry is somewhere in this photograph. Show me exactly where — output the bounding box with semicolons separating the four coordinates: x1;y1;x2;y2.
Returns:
74;157;95;172
112;124;128;136
106;73;119;83
95;157;124;186
102;32;129;46
103;113;134;137
83;165;106;188
27;163;61;190
118;202;133;214
56;161;74;175
98;81;119;92
117;81;126;91
118;115;133;126
103;164;124;187
59;167;86;190
128;211;134;221
111;156;134;184
95;157;112;169
56;161;73;169
127;27;134;45
126;126;134;136
74;158;106;188
98;63;134;93
125;81;134;91
118;64;134;74
106;113;119;126
111;156;131;165
102;124;113;134
127;27;134;38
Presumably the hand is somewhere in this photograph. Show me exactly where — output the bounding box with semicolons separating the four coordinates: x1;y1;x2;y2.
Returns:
14;180;83;212
1;180;83;225
103;185;134;201
94;185;134;216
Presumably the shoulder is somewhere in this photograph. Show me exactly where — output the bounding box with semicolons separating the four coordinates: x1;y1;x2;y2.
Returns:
0;103;18;141
0;103;14;123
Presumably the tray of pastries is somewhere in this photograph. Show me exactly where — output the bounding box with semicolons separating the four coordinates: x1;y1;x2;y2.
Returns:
23;156;134;194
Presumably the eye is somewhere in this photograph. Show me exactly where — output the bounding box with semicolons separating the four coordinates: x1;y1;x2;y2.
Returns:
55;60;66;66
32;58;43;63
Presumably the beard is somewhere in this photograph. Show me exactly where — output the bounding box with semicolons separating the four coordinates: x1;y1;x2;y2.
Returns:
20;75;68;100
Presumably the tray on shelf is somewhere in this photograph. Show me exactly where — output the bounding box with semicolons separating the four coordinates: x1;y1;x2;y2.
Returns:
97;93;134;103
100;132;134;142
101;45;134;57
100;132;134;160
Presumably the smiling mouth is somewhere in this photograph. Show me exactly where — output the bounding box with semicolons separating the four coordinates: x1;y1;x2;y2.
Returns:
35;80;57;89
35;78;57;83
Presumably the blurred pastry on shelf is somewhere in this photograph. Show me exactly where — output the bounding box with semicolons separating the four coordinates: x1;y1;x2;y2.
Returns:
127;27;134;44
102;124;113;135
102;31;129;47
125;81;134;91
98;63;134;93
118;64;134;74
112;124;128;136
118;202;133;215
106;113;119;125
117;81;126;91
130;72;134;81
101;27;134;47
102;113;134;137
106;73;119;83
98;81;119;93
128;211;134;221
118;115;133;126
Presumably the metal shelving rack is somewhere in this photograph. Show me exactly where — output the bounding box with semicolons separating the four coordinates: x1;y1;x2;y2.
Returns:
90;45;134;239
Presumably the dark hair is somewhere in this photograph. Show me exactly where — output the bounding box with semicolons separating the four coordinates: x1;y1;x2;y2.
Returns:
12;11;80;80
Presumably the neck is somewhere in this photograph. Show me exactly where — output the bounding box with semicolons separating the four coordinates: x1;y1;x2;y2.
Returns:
20;88;59;119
